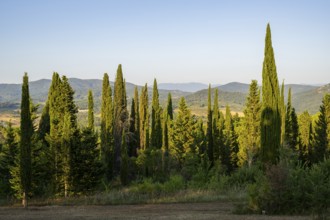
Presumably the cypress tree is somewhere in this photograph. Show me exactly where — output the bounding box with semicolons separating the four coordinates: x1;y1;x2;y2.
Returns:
206;84;214;163
171;97;195;167
280;81;286;146
38;101;50;142
285;88;299;151
47;72;63;193
139;84;149;150
285;88;293;146
260;24;281;164
223;105;238;172
313;94;330;162
134;86;140;150
100;73;113;181
120;130;129;185
167;93;173;120
151;79;162;149
20;73;33;208
88;90;94;131
298;111;313;165
213;88;220;161
61;112;71;198
113;64;128;175
238;80;261;167
128;97;136;157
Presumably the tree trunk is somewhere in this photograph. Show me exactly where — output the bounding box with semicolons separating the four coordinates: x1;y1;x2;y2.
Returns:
22;192;28;208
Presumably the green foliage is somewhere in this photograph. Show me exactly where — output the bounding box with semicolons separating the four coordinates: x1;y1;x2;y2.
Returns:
139;84;149;150
260;24;281;165
100;73;113;182
298;111;313;165
171;97;196;168
151;79;162;149
167;93;173;120
113;64;128;175
206;85;214;163
246;160;330;216
120;130;129;185
212;88;220;161
223;105;238;172
20;73;33;206
87;90;94;130
0;122;18;198
238;80;261;167
313;94;330;163
285;88;299;151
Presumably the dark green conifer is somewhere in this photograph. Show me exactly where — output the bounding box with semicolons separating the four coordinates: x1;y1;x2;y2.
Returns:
88;90;94;131
213;88;220;161
151;79;162;149
313;94;330;162
167;93;173;120
113;64;128;175
120;130;129;185
134;87;140;150
206;84;214;163
260;24;281;164
0;122;18;198
139;84;149;150
280;81;286;146
100;73;113;181
20;73;33;208
285;88;299;151
298;111;313;164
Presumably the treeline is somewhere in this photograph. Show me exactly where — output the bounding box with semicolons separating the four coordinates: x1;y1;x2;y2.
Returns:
0;24;330;211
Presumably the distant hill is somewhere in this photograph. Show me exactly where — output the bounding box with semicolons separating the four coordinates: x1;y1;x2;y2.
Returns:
217;82;250;93
0;79;328;115
292;84;330;114
158;82;208;93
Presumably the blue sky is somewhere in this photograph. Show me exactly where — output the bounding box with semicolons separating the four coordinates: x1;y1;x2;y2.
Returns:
0;0;329;85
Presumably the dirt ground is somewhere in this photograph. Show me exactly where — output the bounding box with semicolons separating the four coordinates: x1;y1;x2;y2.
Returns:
0;202;312;220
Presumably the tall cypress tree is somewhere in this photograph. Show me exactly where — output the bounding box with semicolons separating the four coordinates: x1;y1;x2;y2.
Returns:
113;64;128;175
151;79;162;149
313;94;330;163
260;24;281;164
213;88;220;161
167;93;173;120
47;72;63;193
206;84;214;163
280;81;286;146
88;90;94;131
139;84;149;150
134;86;140;150
128;98;136;157
238;80;261;167
20;73;33;208
100;73;113;181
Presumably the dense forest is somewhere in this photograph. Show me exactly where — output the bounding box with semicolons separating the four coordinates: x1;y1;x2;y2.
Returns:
0;24;329;217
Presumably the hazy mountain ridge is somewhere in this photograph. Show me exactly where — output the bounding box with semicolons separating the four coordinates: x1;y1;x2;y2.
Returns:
0;79;328;114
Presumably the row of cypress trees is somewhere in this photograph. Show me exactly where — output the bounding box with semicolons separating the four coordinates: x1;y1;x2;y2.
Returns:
0;24;329;207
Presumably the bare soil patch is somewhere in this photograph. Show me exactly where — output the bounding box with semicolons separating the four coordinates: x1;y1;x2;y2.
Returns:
0;202;311;220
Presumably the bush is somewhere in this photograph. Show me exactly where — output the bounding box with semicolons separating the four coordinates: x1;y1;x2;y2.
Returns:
162;175;185;193
246;160;330;216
